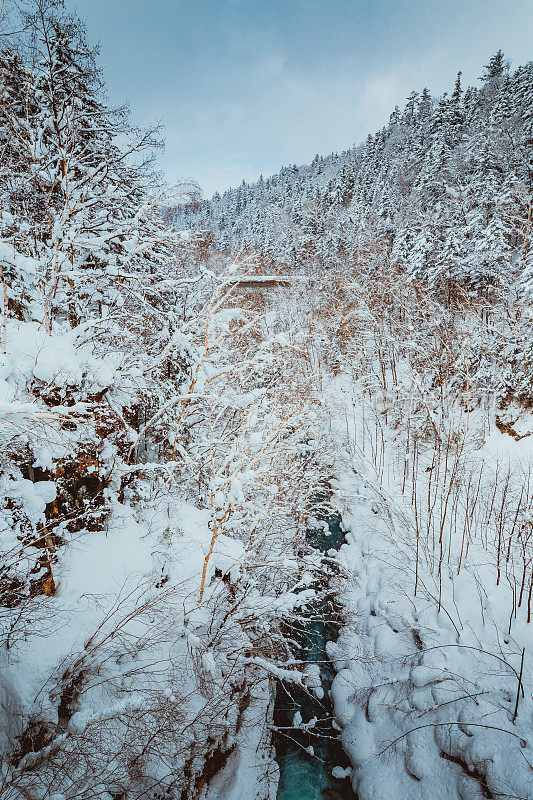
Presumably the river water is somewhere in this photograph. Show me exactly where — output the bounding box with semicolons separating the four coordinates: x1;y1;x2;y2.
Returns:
273;515;356;800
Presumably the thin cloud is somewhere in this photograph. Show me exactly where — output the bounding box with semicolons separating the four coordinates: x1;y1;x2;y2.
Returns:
68;0;533;196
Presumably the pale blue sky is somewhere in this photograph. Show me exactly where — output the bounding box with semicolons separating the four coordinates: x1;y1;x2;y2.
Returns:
70;0;533;196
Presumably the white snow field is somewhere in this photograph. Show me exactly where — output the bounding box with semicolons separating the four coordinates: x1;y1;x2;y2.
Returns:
325;374;533;800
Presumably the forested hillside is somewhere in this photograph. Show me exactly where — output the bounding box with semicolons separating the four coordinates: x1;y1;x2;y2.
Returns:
1;2;533;799
173;52;533;296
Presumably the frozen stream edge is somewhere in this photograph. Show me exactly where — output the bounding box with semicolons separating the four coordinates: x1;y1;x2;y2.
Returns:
273;513;357;800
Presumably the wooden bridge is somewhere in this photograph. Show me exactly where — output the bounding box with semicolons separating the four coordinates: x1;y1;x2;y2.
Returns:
222;274;313;290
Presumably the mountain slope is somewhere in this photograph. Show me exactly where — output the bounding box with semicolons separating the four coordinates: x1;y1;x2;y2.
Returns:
172;53;533;296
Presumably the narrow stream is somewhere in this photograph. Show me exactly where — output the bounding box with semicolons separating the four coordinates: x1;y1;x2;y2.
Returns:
273;515;356;800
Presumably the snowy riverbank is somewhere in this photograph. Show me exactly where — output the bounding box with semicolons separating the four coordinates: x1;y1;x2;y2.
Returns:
326;375;533;800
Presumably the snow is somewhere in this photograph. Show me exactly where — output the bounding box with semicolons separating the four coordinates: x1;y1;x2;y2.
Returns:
331;765;352;779
3;20;533;799
203;680;276;800
322;371;533;800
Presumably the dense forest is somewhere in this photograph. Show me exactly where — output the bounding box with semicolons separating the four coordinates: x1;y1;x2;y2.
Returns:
1;2;532;800
174;50;533;296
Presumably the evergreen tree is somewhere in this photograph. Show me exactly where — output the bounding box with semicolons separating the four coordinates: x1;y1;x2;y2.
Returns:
403;91;419;124
448;72;465;127
480;49;508;84
418;87;432;118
